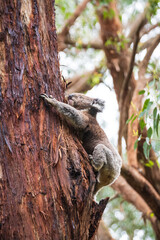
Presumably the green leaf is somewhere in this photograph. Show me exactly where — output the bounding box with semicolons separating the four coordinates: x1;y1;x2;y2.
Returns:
108;8;115;19
139;99;153;119
146;137;150;145
87;73;101;87
153;107;159;135
138;134;142;141
148;80;155;87
157;94;160;101
153;107;157;118
126;114;134;124
103;10;108;19
139;110;146;118
150;212;155;218
156;160;160;168
147;127;153;138
143;142;148;159
139;118;146;131
153;107;157;130
142;99;150;111
105;39;113;46
145;160;154;168
143;141;151;159
156;113;160;136
102;8;115;20
138;90;145;95
131;115;137;125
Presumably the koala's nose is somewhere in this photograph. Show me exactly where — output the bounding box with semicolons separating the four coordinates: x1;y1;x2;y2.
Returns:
68;94;73;100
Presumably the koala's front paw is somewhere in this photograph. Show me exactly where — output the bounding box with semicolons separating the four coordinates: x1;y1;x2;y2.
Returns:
40;93;56;105
89;154;98;173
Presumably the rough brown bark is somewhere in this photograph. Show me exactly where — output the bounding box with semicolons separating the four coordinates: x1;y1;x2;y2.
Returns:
28;0;160;238
0;1;108;239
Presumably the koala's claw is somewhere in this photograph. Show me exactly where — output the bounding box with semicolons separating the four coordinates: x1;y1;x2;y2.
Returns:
39;93;48;99
40;93;57;107
88;154;93;161
40;94;55;102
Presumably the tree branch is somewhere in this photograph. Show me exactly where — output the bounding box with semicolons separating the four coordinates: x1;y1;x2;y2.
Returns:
140;23;160;38
121;165;160;220
65;39;103;49
65;68;101;94
138;36;158;52
127;7;148;42
120;18;145;108
59;0;91;37
139;34;160;75
65;70;95;94
118;19;144;155
112;176;156;224
58;38;103;51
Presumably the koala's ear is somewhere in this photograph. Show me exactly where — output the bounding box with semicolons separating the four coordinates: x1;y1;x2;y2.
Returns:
92;98;105;112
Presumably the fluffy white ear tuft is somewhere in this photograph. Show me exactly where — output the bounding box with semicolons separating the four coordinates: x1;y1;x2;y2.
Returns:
92;98;105;112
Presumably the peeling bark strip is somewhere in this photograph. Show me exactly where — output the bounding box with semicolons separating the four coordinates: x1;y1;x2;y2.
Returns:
89;197;109;239
0;1;106;239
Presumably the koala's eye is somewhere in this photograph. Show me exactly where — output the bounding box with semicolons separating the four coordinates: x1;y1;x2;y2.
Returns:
68;95;73;100
93;99;98;104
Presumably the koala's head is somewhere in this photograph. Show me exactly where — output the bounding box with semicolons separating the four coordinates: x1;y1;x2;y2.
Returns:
66;93;105;113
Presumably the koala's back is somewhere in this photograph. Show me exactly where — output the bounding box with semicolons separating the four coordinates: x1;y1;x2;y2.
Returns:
81;112;109;154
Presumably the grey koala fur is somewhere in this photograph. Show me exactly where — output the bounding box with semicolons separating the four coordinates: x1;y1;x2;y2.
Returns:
40;93;122;194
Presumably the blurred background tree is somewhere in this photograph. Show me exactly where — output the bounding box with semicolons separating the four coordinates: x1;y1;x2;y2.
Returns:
55;0;160;239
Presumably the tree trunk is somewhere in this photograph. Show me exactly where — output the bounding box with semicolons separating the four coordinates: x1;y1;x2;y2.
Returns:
0;1;108;239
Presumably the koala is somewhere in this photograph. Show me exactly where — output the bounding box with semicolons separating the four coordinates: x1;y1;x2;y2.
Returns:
40;93;122;194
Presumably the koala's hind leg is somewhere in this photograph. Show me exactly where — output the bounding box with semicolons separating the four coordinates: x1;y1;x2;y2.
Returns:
91;144;114;171
90;144;115;194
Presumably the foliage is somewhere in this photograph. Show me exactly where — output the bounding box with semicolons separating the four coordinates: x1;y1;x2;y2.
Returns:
55;0;76;30
87;72;102;87
55;0;103;77
119;0;138;7
148;0;160;16
103;8;115;20
99;0;113;5
127;61;160;167
105;34;129;53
